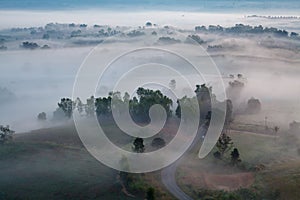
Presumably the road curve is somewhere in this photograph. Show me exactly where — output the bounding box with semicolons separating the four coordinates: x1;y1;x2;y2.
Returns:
161;126;206;200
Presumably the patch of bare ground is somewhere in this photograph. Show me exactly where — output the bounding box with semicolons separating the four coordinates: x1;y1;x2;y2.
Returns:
179;165;254;192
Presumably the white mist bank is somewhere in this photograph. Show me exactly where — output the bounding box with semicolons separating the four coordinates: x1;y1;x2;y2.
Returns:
1;10;300;32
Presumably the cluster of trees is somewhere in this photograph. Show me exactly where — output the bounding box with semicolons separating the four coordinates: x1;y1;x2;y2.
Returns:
20;41;50;50
185;35;205;44
195;24;297;38
157;36;181;44
127;30;145;37
52;88;173;123
20;41;39;49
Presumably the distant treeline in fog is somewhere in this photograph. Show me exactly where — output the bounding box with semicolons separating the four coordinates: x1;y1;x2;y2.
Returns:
0;23;299;51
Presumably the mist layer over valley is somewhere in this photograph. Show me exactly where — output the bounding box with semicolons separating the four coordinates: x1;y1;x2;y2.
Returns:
0;17;300;132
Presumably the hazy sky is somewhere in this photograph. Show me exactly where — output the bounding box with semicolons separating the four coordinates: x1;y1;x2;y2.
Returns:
0;0;299;12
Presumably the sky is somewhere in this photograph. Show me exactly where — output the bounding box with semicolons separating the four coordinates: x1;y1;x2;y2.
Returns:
0;0;299;12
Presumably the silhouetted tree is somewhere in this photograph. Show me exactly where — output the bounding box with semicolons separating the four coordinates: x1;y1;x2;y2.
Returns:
246;97;261;114
58;98;74;118
95;96;112;116
231;148;241;165
133;137;145;153
175;99;181;118
37;112;47;121
130;88;172;123
0;125;14;143
214;133;233;159
195;84;212;119
225;99;233;126
85;96;95;117
75;97;84;115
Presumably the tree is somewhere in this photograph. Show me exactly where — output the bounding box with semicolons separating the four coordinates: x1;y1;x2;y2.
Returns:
231;148;241;165
123;92;130;103
75;97;84;115
58;98;74;118
246;97;261;114
133;137;145;153
175;99;181;118
0;125;14;143
195;84;212;120
129;88;173;123
85;96;95;117
37;112;47;121
214;133;233;159
146;187;155;200
225;99;233;127
95;96;112;116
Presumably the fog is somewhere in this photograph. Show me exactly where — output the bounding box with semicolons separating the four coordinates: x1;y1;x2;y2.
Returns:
0;47;92;132
0;10;300;133
1;10;300;32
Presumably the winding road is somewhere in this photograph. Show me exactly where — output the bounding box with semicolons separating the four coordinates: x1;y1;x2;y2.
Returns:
161;126;206;200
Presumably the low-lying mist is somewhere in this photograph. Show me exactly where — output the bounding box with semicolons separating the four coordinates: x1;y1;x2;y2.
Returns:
0;28;299;133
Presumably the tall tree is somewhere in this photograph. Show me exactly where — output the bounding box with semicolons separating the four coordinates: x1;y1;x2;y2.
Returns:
75;97;84;115
133;137;145;153
231;148;241;165
85;96;95;117
58;98;74;118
